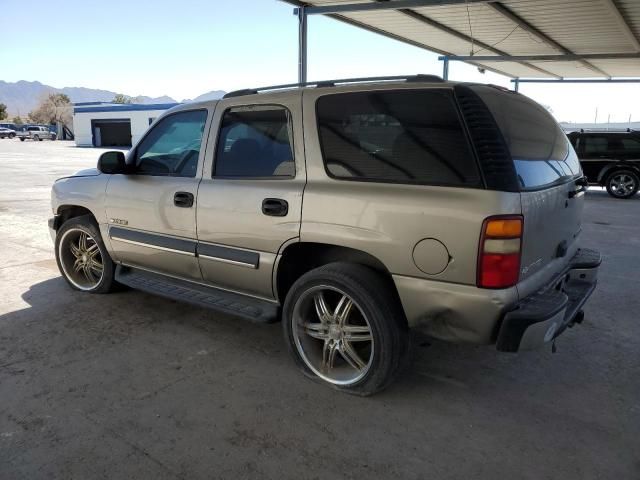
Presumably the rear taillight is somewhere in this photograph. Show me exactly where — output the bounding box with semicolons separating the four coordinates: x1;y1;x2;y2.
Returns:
477;216;523;289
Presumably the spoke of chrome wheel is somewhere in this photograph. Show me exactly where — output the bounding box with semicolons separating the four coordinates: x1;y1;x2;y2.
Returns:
78;233;88;252
339;341;366;370
82;265;94;283
334;295;353;326
73;258;83;272
322;340;338;370
314;292;331;323
86;243;99;256
70;242;82;258
303;322;329;340
342;325;372;342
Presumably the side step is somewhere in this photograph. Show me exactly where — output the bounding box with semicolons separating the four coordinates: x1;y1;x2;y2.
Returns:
115;266;280;323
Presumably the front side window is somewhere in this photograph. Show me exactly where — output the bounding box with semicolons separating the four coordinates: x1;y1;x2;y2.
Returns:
316;89;481;187
134;109;208;177
214;106;295;178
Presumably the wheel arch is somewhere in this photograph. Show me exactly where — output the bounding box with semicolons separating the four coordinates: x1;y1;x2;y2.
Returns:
55;205;98;229
597;163;640;184
275;242;404;317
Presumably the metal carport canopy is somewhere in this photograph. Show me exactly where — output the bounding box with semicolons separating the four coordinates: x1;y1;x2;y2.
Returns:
283;0;640;83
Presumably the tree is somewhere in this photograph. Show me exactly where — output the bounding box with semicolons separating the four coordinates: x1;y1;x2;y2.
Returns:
0;103;7;121
12;116;23;125
112;94;132;104
28;93;72;125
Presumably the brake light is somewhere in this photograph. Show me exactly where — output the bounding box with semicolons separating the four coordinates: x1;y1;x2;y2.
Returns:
477;215;523;289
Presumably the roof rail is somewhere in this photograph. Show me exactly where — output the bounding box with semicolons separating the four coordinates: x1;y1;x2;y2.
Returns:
573;127;638;133
222;74;443;99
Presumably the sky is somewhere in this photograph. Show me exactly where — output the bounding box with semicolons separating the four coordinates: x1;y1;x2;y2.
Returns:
1;0;639;123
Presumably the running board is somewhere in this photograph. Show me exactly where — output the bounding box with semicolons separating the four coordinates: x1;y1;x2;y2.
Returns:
115;266;280;323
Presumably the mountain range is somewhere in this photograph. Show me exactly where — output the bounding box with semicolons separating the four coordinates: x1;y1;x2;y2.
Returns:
0;80;226;116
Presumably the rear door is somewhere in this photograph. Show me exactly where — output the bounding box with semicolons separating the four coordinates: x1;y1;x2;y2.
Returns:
196;93;305;299
471;86;583;297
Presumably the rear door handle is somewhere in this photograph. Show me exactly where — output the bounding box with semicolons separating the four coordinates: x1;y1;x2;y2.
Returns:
174;191;194;208
262;198;288;217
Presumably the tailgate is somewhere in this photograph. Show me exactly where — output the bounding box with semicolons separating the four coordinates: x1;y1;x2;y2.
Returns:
466;85;585;298
518;181;584;298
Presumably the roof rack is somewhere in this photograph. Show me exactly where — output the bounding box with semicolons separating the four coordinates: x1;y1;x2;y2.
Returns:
223;74;443;98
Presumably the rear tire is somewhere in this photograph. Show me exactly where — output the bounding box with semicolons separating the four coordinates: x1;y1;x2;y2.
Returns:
9;133;15;139
605;169;639;199
33;135;40;141
19;137;25;142
283;262;409;396
55;215;118;293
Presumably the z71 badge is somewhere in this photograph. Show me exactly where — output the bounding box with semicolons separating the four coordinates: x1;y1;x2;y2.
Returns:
109;218;128;226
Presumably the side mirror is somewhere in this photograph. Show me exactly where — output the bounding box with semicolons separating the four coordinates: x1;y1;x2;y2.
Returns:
97;151;126;174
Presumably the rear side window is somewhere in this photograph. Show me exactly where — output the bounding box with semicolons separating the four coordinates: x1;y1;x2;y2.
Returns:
622;137;640;156
316;90;481;187
472;86;581;190
583;136;608;154
214;106;295;178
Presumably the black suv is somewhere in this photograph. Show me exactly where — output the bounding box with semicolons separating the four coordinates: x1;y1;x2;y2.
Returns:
568;130;640;199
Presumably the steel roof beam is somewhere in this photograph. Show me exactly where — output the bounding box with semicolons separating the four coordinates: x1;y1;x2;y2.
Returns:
283;0;520;79
439;53;640;61
394;8;561;78
297;0;492;15
512;78;640;83
487;2;612;78
601;0;640;51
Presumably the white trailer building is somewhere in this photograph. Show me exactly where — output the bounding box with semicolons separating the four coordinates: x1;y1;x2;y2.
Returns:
73;102;179;147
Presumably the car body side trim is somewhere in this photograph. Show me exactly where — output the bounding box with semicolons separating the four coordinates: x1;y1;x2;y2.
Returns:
197;243;260;269
109;226;197;255
110;237;196;256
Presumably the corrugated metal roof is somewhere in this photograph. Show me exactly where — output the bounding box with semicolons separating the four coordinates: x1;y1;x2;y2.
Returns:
285;0;640;78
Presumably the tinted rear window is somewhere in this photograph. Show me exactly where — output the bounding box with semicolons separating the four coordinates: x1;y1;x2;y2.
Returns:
472;86;581;190
316;90;481;187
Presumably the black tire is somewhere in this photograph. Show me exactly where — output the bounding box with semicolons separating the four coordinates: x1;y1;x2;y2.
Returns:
19;137;25;142
55;215;118;293
283;262;409;396
9;133;15;139
605;169;639;199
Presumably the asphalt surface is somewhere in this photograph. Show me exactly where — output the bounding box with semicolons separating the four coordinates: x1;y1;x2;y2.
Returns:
0;139;638;479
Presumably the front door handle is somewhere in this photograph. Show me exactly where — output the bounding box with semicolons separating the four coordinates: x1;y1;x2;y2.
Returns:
174;191;194;208
262;198;288;217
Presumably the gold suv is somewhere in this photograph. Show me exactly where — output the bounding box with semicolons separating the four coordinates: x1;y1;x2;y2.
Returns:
50;76;601;395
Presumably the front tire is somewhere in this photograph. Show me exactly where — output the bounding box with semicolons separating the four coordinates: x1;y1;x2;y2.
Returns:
55;215;117;293
283;263;408;396
605;169;639;199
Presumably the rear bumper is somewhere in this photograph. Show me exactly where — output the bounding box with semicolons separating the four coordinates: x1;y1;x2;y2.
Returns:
495;248;601;352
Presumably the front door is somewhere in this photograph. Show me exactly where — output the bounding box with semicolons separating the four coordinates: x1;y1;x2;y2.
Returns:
104;108;210;280
196;94;306;299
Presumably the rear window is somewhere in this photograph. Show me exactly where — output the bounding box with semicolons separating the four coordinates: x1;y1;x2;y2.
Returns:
316;89;481;187
471;86;581;190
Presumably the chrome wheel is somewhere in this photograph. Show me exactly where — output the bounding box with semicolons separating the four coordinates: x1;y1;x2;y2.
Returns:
58;228;104;291
292;285;374;386
609;173;636;197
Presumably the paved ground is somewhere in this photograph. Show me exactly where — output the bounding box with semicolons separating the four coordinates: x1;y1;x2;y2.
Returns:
0;139;638;479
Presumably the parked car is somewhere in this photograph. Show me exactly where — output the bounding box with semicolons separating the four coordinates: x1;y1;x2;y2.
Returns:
567;129;640;199
0;127;16;139
49;76;601;395
0;122;19;131
17;125;57;141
